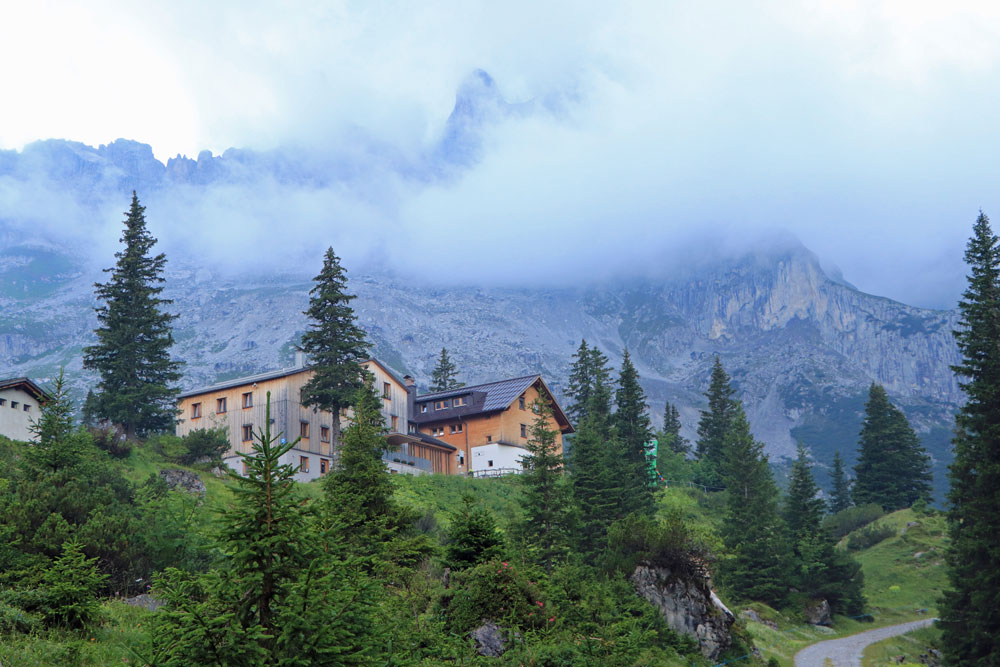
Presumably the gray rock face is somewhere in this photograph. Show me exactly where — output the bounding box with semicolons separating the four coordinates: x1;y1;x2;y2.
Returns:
631;564;735;660
804;598;832;626
159;468;206;495
469;622;518;657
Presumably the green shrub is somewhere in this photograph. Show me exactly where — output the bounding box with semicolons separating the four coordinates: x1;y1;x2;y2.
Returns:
443;559;545;633
847;522;896;551
88;424;132;459
149;428;229;466
0;599;39;634
607;512;706;576
823;503;885;540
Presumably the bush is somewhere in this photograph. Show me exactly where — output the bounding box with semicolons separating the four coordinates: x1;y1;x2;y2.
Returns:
442;559;545;633
149;428;229;466
607;512;707;576
823;503;884;540
0;598;39;634
88;424;132;459
847;522;896;551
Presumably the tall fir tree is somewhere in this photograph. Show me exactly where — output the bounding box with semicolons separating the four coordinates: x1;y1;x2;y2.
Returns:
82;193;182;438
828;450;852;514
299;247;372;445
695;356;737;488
660;401;689;455
565;340;593;426
429;347;464;392
784;444;865;615
28;369;85;474
612;349;656;516
940;212;1000;664
516;391;576;572
852;384;932;511
718;403;789;607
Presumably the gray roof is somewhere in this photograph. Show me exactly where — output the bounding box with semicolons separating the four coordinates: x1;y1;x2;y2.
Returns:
416;374;539;412
178;366;309;399
0;377;52;401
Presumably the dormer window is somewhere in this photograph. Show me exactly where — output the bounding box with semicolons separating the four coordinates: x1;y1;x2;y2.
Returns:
435;399;451;410
420;404;428;413
453;396;467;407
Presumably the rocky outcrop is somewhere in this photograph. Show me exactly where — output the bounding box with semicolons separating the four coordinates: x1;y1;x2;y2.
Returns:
631;564;735;660
469;622;519;657
804;598;832;626
159;468;206;495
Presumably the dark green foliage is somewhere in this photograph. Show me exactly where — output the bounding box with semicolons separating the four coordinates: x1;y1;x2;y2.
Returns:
828;450;852;514
696;356;737;488
606;512;706;577
784;444;826;544
822;503;885;540
445;495;505;570
852;384;932;511
299;247;372;443
941;211;1000;665
659;401;689;455
87;424;132;459
429;347;463;392
28;370;88;474
82;193;182;438
177;428;229;465
565;339;593;426
443;559;545;633
718;404;789;607
846;523;896;551
516;392;576;572
37;540;107;629
612;349;656;516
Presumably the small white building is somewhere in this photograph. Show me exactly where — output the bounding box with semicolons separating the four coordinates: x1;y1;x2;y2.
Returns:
0;378;50;442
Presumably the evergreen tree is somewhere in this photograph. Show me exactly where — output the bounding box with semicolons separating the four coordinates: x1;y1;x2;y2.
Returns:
38;540;108;629
299;247;372;445
565;340;593;426
28;369;85;474
82;193;182;437
660;401;689;455
445;495;505;570
517;392;576;572
940;212;1000;664
612;349;655;516
718;404;788;607
828;450;852;514
695;357;737;488
429;347;464;392
784;445;826;542
852;384;932;511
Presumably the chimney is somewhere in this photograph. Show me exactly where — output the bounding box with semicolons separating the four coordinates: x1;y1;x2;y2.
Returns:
403;375;416;426
295;351;307;368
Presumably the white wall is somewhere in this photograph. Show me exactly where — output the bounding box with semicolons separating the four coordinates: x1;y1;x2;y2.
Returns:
223;446;335;483
0;387;40;442
470;443;526;474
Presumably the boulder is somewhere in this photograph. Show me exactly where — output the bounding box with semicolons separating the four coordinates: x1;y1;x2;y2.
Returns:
470;622;518;657
631;564;734;660
804;598;832;626
159;468;207;495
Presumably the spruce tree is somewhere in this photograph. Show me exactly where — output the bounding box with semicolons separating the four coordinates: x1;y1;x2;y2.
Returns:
565;340;593;426
828;450;852;514
29;369;84;474
940;212;1000;664
82;192;182;438
445;495;505;570
660;401;689;455
696;357;737;488
429;347;463;392
299;247;372;445
517;391;576;572
718;404;788;606
612;349;655;516
852;384;932;511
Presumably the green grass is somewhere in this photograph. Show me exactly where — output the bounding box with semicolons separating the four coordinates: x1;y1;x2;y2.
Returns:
862;625;941;666
391;473;525;529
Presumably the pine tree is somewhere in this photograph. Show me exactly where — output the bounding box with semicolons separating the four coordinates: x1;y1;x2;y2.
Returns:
696;357;737;488
565;340;593;426
660;401;689;455
784;444;826;542
828;450;852;514
28;369;85;474
82;193;182;438
852;384;932;511
517;391;576;571
612;349;655;516
940;212;1000;664
445;495;505;570
39;540;108;629
718;404;788;606
299;247;372;445
429;347;463;392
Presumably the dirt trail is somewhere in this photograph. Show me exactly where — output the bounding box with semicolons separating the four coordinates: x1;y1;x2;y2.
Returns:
793;618;936;667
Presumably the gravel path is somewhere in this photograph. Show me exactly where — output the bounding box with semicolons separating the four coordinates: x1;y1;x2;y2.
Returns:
793;618;937;667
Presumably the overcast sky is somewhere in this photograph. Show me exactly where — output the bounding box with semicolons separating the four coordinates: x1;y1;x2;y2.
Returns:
2;1;1000;308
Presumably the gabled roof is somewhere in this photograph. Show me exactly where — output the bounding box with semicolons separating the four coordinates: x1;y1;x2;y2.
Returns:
0;377;52;402
178;366;310;399
361;358;409;389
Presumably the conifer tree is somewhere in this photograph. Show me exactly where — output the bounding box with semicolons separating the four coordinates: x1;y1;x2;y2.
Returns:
718;404;788;606
660;401;689;455
940;212;1000;664
612;349;656;516
565;340;593;426
429;347;463;392
299;247;371;444
517;392;576;572
445;495;505;571
29;369;85;474
852;384;932;511
696;357;737;488
82;193;182;437
784;444;826;542
828;450;852;514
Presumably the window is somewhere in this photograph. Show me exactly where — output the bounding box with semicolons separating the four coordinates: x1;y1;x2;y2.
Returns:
242;424;253;442
242;392;253;408
299;456;309;473
320;458;329;474
0;399;5;406
520;423;527;438
486;435;492;442
432;426;445;436
519;396;526;410
458;453;465;465
300;421;310;438
488;460;494;467
435;400;451;410
191;402;202;419
217;397;227;413
320;426;330;442
420;404;428;413
391;415;399;431
10;401;17;409
453;396;466;407
450;423;463;434
383;382;391;399
23;404;31;412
